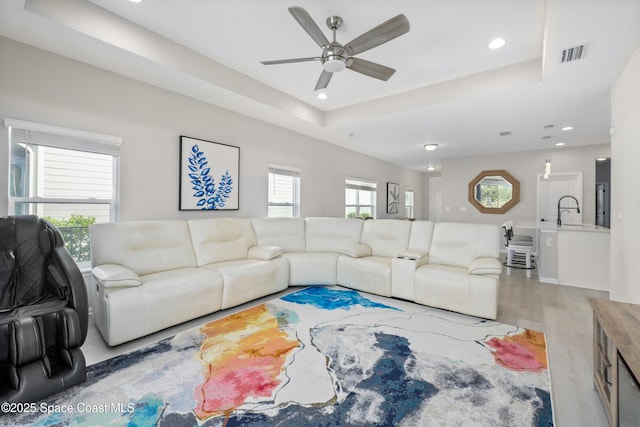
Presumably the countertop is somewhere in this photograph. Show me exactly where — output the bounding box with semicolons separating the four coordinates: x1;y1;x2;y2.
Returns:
589;297;640;382
515;221;610;233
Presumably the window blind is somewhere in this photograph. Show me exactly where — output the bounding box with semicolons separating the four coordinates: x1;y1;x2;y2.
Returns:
5;118;122;156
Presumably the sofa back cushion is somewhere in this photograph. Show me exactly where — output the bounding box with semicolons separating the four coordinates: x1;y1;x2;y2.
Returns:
428;222;501;268
408;221;435;253
187;218;256;266
361;219;412;257
305;218;363;252
250;218;306;252
89;221;197;275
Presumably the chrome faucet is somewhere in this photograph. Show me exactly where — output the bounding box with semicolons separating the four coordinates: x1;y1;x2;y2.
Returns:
557;195;581;226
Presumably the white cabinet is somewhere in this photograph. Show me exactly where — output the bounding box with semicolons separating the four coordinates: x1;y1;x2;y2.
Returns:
557;228;610;291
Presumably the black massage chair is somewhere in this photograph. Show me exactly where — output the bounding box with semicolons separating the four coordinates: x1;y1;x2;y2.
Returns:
0;215;88;403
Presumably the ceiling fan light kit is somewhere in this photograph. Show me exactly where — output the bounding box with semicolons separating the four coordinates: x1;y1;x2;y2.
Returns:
260;6;410;91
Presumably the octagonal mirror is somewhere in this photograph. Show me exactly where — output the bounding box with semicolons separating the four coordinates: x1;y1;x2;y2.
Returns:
468;169;520;214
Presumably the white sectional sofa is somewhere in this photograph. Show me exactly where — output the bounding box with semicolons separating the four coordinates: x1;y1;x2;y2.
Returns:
89;218;287;346
89;217;502;346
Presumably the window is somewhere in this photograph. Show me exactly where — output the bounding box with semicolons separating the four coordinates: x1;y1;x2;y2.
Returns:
345;178;377;219
268;165;300;217
6;118;121;264
405;189;414;218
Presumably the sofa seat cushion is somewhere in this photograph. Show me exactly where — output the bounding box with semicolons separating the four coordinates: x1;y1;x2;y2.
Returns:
203;258;288;309
97;267;223;346
251;218;306;252
188;218;257;266
305;218;363;252
360;220;412;257
282;252;339;286
337;256;392;297
413;264;498;320
89;221;198;276
428;223;501;268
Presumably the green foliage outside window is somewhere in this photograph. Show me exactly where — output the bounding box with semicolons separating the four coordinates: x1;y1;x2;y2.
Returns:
44;214;96;263
347;212;371;219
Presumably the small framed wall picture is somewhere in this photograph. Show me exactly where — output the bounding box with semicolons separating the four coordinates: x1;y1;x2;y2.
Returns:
387;182;400;214
179;135;240;210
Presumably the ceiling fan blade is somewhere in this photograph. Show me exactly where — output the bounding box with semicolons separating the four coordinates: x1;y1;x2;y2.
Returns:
288;6;330;48
261;57;320;65
314;70;333;90
344;14;410;56
347;57;396;81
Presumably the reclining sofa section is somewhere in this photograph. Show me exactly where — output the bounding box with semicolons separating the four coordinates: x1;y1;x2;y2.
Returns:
90;218;502;346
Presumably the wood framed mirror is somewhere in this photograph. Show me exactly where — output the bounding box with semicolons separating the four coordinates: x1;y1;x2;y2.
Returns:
468;169;520;214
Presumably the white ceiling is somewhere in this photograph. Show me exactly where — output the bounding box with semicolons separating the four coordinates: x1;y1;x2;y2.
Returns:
1;0;639;171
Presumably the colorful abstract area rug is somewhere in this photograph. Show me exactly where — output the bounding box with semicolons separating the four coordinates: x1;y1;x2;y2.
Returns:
3;287;554;426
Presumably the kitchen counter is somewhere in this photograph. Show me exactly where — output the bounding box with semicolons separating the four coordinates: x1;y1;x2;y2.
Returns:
515;221;610;233
514;222;610;290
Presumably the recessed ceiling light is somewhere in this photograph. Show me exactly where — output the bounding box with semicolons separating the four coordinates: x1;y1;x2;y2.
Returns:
426;165;436;171
129;0;143;3
317;92;327;100
562;126;574;131
423;144;438;151
555;142;565;146
488;38;506;50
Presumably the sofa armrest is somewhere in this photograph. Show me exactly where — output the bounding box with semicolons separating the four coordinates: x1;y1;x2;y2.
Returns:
340;243;372;258
248;245;282;260
397;249;429;261
469;257;502;275
92;264;142;289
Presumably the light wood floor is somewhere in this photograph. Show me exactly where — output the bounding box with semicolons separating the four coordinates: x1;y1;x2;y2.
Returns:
497;266;609;427
81;264;610;427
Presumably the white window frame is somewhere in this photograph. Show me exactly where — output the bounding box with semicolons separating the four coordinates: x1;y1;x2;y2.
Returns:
405;188;415;219
268;164;301;218
345;178;377;219
5;118;122;266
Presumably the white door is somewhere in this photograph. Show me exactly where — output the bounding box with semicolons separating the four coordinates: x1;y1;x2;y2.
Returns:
429;176;442;222
537;172;583;225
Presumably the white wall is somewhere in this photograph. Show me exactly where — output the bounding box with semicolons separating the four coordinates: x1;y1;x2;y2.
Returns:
0;37;423;220
435;144;610;226
610;44;640;304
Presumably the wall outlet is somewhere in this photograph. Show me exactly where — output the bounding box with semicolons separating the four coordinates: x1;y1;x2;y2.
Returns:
546;238;554;246
459;206;467;212
445;206;451;212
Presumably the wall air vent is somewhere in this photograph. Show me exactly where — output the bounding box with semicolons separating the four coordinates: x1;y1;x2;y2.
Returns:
561;44;586;63
499;131;512;137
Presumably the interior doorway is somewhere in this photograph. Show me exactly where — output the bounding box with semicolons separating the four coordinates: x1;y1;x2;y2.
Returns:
428;176;442;222
595;157;611;228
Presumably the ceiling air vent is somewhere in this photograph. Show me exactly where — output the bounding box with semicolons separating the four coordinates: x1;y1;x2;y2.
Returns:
499;131;512;137
561;44;586;63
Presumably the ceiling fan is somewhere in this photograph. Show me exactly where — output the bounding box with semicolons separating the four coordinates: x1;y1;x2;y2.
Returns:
261;6;410;91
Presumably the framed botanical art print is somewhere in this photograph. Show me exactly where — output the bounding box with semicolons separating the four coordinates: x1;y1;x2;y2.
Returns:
387;182;400;214
179;136;240;210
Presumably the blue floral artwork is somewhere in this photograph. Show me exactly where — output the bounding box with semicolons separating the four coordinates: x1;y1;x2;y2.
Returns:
180;136;239;210
187;144;233;209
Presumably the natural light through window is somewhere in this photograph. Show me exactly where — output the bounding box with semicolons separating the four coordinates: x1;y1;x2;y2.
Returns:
268;165;300;217
405;189;414;219
6;118;121;264
345;178;376;219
